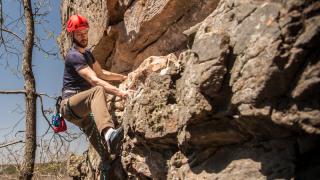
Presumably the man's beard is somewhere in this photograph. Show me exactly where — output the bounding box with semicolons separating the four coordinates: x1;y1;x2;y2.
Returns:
73;38;88;48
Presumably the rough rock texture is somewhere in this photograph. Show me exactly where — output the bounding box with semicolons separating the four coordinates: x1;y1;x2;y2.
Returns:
60;0;219;73
61;0;320;179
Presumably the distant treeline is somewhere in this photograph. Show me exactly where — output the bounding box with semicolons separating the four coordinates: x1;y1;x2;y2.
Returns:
0;162;67;175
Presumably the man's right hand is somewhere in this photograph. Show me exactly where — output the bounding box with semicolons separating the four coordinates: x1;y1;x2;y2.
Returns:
117;90;136;100
117;90;128;99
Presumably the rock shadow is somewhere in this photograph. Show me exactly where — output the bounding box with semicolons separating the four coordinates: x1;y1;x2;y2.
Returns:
182;135;320;180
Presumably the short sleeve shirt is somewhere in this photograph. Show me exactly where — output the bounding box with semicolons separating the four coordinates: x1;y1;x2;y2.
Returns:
62;46;95;91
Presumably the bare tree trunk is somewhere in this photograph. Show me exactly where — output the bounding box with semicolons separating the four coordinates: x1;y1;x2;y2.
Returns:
20;0;36;179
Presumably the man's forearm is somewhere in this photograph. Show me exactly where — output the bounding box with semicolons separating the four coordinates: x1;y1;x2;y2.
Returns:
90;76;123;96
99;70;126;81
78;66;126;98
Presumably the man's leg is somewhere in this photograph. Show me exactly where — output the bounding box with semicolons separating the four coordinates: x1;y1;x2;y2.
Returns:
67;86;114;135
81;115;107;158
61;86;123;155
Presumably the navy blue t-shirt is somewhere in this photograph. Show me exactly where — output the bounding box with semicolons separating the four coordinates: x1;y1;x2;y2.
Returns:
62;46;95;92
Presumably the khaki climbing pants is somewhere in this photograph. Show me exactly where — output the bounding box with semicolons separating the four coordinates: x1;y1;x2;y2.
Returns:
60;86;114;155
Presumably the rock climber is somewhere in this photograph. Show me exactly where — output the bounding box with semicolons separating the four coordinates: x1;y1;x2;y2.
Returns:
59;14;128;157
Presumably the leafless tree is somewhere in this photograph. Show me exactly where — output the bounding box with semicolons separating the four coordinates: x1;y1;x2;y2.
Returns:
0;0;37;179
0;0;80;179
18;0;37;179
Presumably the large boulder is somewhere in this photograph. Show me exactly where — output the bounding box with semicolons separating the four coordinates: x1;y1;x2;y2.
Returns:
119;0;320;178
60;0;320;179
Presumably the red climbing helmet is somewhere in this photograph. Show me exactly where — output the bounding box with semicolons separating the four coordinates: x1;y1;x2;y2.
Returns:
66;14;89;33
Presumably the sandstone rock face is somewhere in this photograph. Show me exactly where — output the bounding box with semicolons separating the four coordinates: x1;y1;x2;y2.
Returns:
58;0;108;62
61;0;320;179
60;0;219;72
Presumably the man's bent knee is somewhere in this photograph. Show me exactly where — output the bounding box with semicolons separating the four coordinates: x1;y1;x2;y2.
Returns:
93;85;105;93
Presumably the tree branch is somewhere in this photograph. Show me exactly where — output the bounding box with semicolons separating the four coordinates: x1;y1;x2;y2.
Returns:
37;92;58;100
37;94;54;135
0;90;26;94
0;140;24;149
0;27;24;42
0;91;59;99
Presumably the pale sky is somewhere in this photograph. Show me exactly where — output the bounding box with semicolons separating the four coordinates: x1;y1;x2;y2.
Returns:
0;0;87;163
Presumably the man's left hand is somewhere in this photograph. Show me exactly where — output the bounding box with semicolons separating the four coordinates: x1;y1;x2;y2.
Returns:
119;75;127;82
